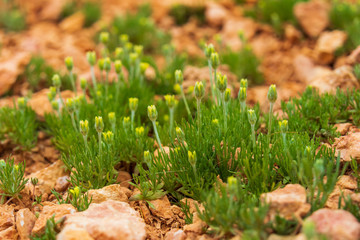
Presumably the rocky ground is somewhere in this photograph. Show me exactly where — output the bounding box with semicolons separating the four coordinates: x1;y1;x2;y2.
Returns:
0;0;360;240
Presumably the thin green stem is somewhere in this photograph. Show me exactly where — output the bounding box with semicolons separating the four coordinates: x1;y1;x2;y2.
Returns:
69;71;77;96
207;60;216;104
105;71;109;97
70;112;78;132
213;69;220;105
90;66;97;92
268;102;274;145
98;132;102;158
152;121;163;151
169;108;174;140
222;93;227;133
251;124;256;149
180;85;191;117
131;110;135;131
197;99;201;144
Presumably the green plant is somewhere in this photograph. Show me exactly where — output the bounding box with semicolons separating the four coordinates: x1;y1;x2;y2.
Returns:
245;0;308;36
52;186;92;211
221;40;264;85
270;215;299;235
82;1;101;27
0;2;26;32
0;158;28;204
330;1;360;53
198;178;269;238
99;4;170;54
129;162;167;204
169;4;206;26
0;98;38;150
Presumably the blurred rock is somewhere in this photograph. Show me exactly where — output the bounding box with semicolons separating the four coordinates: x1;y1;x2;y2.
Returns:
16;208;37;240
165;229;187;240
57;225;94;240
333;132;360;162
59;12;85;33
54;176;71;193
261;184;310;220
221;18;258;51
116;171;132;188
284;24;302;44
58;200;146;240
0;51;31;96
315;30;347;64
87;184;131;203
205;2;228;27
0;226;17;240
294;1;330;37
334;123;357;135
347;45;360;65
310;65;359;94
307;209;360;240
0;205;15;232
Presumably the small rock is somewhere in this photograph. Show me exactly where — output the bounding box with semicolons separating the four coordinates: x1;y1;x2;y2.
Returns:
58;200;146;240
0;226;17;240
87;184;131;203
221;18;258;51
261;184;310;220
0;51;31;96
315;30;347;64
149;196;174;219
336;175;358;190
325;187;354;209
334;123;355;135
56;225;94;240
26;160;68;196
32;203;76;235
0;205;15;231
205;2;228;27
116;171;132;188
306;209;360;240
268;234;306;240
165;229;187;240
284;24;302;43
59;12;85;33
294;1;330;37
310;65;359;94
16;208;37;240
54;176;71;192
346;45;360;65
183;212;207;234
333;132;360;162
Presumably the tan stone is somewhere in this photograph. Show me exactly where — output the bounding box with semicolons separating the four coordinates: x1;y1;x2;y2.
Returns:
116;171;132;188
59;12;85;33
165;229;187;240
205;2;228;27
56;225;94;240
16;208;37;240
149;196;174;219
26;160;68;195
0;226;17;240
54;176;71;192
333;132;360;162
32;203;76;235
315;30;347;64
307;209;360;240
0;51;31;96
0;205;15;232
87;184;131;204
334;123;355;135
59;200;146;240
294;1;330;37
310;65;359;94
261;184;310;220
